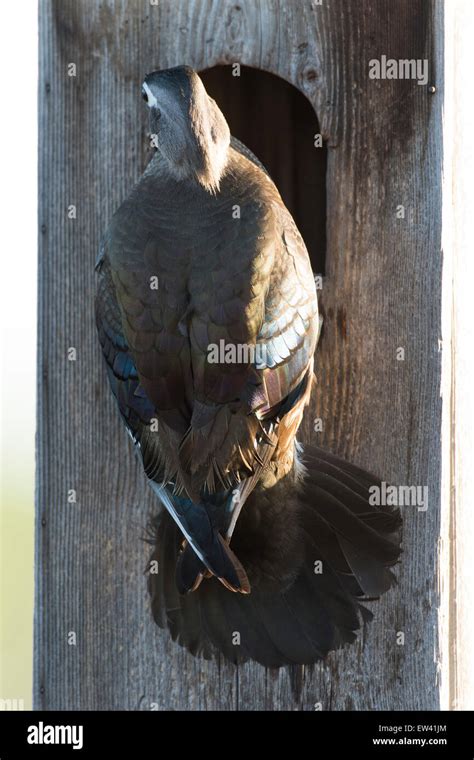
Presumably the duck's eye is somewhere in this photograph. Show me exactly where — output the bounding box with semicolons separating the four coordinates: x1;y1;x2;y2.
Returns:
142;89;148;103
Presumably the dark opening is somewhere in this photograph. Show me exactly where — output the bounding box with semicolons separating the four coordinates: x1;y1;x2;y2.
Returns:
200;65;327;275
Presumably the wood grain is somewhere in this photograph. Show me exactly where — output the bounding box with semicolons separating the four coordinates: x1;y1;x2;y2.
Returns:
36;0;443;710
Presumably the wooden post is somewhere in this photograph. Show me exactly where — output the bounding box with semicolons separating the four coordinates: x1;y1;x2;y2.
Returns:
36;0;445;709
439;0;474;712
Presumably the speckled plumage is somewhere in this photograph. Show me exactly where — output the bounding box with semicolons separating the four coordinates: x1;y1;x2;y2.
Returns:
98;141;317;489
96;67;401;664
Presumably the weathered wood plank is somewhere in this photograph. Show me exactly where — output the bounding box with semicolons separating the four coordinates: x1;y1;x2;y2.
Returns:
439;0;474;712
36;0;443;710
